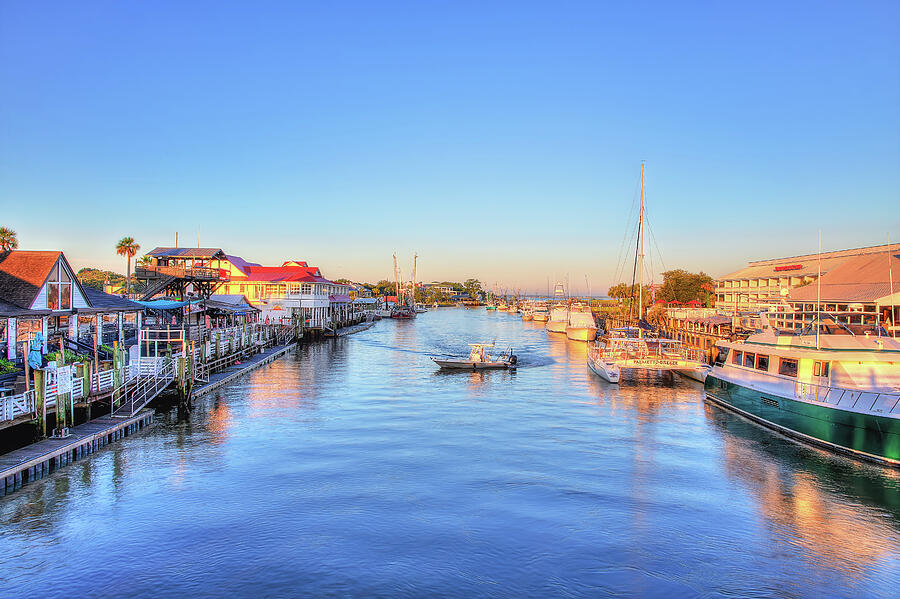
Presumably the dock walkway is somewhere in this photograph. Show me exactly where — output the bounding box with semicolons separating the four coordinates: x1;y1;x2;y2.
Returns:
0;411;153;496
325;321;376;337
0;342;298;497
192;342;296;398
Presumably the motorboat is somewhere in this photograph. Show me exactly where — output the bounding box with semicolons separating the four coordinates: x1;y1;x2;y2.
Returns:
432;343;518;370
546;304;569;333
565;303;598;341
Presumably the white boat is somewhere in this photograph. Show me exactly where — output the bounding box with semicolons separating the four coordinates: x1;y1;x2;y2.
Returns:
565;303;597;341
677;364;711;382
432;343;518;370
705;327;900;466
415;305;428;313
588;333;707;383
533;303;550;322
546;304;569;333
587;165;707;383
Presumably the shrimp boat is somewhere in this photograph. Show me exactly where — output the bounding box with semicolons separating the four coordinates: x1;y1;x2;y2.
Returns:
432;343;518;370
390;253;417;319
587;164;707;382
705;326;900;466
565;303;598;341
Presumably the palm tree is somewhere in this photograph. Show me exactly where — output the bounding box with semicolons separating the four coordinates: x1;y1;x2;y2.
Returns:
115;237;141;296
0;227;18;251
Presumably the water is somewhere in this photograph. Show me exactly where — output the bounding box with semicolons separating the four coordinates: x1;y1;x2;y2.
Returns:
1;308;899;598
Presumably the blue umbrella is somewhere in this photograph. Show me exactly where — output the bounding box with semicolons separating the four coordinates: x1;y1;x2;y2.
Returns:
28;332;44;371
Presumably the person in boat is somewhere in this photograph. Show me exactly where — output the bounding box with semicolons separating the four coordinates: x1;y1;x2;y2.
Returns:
469;345;486;362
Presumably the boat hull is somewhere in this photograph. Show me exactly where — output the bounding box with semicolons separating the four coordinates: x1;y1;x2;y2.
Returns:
533;313;549;322
588;358;620;383
676;365;711;382
566;326;597;342
546;320;567;333
432;358;513;370
704;375;900;466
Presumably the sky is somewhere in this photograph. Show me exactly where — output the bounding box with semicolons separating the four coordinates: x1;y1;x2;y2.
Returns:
1;1;898;295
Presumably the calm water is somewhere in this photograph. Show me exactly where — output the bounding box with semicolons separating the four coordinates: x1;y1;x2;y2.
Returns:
1;308;899;598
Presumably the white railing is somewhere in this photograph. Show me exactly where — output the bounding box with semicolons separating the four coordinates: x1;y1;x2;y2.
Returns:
795;381;900;414
0;389;35;422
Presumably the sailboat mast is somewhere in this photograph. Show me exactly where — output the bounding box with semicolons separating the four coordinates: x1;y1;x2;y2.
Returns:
412;253;418;308
639;162;645;324
393;253;400;304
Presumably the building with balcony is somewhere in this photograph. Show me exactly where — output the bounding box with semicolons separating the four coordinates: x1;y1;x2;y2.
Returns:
715;244;895;315
217;257;351;329
137;247;230;300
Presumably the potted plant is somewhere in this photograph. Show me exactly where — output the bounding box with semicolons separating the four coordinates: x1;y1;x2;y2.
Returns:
0;357;22;385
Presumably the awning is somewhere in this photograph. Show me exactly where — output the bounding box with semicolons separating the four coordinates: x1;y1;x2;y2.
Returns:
329;294;352;303
136;299;202;311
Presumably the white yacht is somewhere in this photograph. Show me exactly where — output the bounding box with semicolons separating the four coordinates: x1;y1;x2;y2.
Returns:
546;304;569;333
565;303;598;341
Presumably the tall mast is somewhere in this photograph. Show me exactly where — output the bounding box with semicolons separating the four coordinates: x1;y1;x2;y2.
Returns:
412;253;418;307
393;253;399;304
639;162;645;327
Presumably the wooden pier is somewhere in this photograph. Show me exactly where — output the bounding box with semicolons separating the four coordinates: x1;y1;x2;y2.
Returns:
0;411;153;496
192;342;297;398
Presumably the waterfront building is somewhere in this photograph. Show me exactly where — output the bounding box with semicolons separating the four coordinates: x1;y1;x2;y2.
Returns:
137;247;231;300
714;244;895;314
216;257;351;329
0;250;143;362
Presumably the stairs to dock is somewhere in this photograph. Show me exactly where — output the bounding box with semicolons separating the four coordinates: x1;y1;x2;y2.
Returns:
140;275;177;300
112;357;177;418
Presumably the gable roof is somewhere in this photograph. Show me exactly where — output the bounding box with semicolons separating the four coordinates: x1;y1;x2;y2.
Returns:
224;254;261;275
0;250;65;308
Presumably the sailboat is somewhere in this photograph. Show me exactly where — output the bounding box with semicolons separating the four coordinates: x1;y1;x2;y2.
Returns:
587;164;706;382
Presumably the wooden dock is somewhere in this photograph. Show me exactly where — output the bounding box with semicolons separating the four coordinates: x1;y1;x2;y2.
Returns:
192;342;297;398
324;321;376;337
0;342;298;497
0;411;154;496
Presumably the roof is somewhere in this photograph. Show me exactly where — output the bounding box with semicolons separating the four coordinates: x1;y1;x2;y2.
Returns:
0;298;51;318
788;250;900;303
718;243;896;281
224;255;261;275
241;264;332;284
205;294;259;313
147;247;227;260
0;250;63;308
80;287;145;312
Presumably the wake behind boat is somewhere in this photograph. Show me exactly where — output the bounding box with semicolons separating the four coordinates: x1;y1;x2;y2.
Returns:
432;343;518;370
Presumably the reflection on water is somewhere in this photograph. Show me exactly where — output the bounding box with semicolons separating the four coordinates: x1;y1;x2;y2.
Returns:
0;307;898;598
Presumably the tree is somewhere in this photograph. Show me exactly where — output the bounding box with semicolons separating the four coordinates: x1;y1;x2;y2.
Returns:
463;278;483;299
658;269;714;304
115;237;140;296
0;227;18;251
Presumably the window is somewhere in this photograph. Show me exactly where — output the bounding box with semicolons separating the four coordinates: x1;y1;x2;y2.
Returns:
732;350;743;365
715;347;729;366
814;361;830;378
743;352;755;368
779;358;798;377
756;354;769;371
45;261;73;310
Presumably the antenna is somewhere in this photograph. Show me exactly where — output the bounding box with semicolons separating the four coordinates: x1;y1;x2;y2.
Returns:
816;229;821;350
889;234;896;339
175;232;178;248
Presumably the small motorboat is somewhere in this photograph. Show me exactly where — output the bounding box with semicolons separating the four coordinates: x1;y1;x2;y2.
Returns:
432;343;518;370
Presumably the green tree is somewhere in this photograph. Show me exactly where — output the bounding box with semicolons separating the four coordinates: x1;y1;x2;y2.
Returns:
0;226;18;251
115;237;141;296
463;278;483;299
658;269;714;304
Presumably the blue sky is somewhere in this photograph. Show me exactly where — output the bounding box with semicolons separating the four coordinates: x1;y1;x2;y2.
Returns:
1;1;898;294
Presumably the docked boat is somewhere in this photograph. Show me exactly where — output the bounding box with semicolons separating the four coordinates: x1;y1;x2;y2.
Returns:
521;308;534;321
533;303;550;322
676;364;712;382
432;343;518;370
415;305;428;314
588;333;707;383
704;328;900;466
565;303;598;341
546;304;569;333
